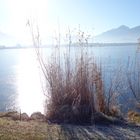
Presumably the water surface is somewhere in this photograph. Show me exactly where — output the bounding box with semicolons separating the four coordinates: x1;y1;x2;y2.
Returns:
0;45;139;114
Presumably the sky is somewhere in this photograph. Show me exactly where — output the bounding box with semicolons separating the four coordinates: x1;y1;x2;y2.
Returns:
0;0;140;45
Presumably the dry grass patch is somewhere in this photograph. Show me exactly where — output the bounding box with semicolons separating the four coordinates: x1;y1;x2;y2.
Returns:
127;111;140;124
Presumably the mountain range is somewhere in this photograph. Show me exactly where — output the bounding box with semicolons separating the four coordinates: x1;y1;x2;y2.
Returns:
94;25;140;43
0;25;140;46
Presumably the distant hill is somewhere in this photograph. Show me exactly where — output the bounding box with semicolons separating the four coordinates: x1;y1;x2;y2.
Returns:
94;25;140;43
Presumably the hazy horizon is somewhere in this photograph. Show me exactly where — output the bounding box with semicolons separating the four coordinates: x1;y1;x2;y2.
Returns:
0;0;140;45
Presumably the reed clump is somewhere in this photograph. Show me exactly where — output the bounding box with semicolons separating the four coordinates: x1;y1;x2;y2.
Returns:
29;24;119;124
41;44;110;124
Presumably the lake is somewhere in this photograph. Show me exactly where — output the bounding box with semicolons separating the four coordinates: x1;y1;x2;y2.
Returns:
0;44;140;115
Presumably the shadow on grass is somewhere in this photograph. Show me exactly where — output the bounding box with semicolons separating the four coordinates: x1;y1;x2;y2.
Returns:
57;123;140;140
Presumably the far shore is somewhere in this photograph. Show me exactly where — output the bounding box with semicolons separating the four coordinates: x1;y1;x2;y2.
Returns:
0;42;138;50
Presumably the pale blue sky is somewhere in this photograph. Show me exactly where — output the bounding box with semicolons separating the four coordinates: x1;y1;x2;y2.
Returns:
47;0;140;33
0;0;140;45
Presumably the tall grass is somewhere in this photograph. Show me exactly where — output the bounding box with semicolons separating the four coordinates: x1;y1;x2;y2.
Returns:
127;54;140;103
33;29;108;124
28;23;122;124
44;49;107;124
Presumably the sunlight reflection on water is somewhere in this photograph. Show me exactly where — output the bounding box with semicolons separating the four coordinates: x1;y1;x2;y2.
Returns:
16;49;45;115
1;45;139;114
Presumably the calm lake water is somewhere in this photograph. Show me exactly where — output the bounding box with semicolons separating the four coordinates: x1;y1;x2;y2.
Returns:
0;45;140;115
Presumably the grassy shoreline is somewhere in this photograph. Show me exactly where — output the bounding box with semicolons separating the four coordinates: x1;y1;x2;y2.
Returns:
0;115;140;140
